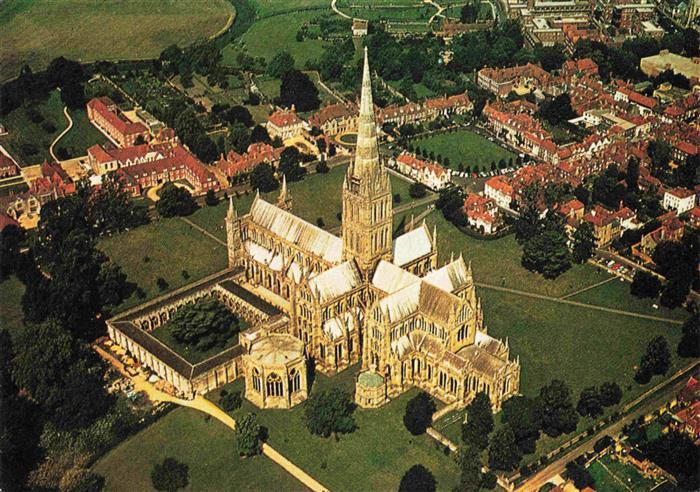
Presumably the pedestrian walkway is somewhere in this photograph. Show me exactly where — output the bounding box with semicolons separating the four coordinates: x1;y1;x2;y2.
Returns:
49;106;73;161
94;344;329;492
180;216;227;247
559;276;615;300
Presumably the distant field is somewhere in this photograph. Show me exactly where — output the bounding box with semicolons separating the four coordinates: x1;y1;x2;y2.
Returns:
0;0;233;82
93;407;305;491
222;11;328;67
252;0;329;17
98;218;228;312
413;129;516;171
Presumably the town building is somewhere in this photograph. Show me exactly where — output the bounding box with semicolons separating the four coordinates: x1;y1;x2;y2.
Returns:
215;143;284;179
86;97;150;148
308;102;358;136
266;108;307;141
393;152;451;190
352;18;369;36
0;154;18;178
640;51;700;85
663;187;697;215
463;193;501;234
633;211;685;262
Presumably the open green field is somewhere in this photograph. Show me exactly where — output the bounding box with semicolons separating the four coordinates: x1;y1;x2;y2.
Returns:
0;91;64;166
443;2;494;20
345;6;434;22
0;276;25;336
208;367;460;492
98;218;228;312
188;163;417;241
222;11;327;68
569;278;689;321
0;90;108;165
252;0;330;17
93;407;305;492
413;129;516;170
0;0;233;82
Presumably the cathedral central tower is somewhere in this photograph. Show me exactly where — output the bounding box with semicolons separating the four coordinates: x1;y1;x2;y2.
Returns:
342;48;393;275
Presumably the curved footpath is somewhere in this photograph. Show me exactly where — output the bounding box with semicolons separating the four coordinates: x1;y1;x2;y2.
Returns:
49;106;73;162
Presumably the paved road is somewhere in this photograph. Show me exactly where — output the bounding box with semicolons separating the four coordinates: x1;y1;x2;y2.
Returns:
474;283;684;325
331;0;351;19
517;361;700;491
49;106;73;162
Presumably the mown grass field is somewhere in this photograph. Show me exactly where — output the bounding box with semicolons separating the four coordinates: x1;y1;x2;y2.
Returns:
413;129;516;171
92;407;306;492
55;107;108;159
222;11;328;68
0;0;233;82
207;367;461;492
99;218;228;312
252;0;329;17
0;276;25;336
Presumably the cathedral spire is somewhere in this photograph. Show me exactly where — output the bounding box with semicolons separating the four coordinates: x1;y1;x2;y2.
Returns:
227;196;237;219
349;47;381;179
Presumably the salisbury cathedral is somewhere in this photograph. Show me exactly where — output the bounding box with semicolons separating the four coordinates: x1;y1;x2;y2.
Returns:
226;49;520;411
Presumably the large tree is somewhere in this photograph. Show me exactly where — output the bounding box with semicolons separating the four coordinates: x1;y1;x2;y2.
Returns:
304;388;356;439
156;183;198;218
488;424;522;471
250;163;279;193
461;392;493;450
279;146;306;182
278;70;320;112
521;226;572;279
678;313;699;358
398;464;436;492
535;380;578;437
599;382;622;407
151;457;189;491
630;271;662;299
576;386;603;418
11;321;112;430
168;297;241;351
226;122;251;154
266;51;295;79
403;391;436;435
501;395;540;454
571;222;595;264
635;336;671;384
235;413;264;457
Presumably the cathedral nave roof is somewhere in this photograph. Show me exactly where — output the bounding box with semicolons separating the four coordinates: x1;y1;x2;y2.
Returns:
372;260;420;294
308;260;362;304
249;196;342;264
393;223;433;267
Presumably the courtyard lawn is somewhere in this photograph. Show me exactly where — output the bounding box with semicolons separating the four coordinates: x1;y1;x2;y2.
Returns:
588;460;627;492
0;276;25;336
92;407;306;492
99;218;228;312
208;368;461;492
188;163;420;241
0;0;233;82
222;12;328;68
588;455;659;492
413;129;516;171
151;306;247;364
0;90;65;166
568;278;689;321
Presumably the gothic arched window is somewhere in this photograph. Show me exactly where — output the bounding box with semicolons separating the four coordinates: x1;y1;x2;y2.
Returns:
266;372;283;396
252;368;262;392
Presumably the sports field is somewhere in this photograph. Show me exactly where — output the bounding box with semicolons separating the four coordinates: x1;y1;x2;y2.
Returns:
413;129;516;170
93;407;306;491
0;0;233;82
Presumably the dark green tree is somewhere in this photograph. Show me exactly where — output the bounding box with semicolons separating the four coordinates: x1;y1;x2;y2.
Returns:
535;379;578;437
235;413;264;457
576;386;603;418
156;183;198;218
250;163;279;193
168;297;240;351
678;313;700;358
151;457;189;491
501;395;540;454
226;122;251;154
304;388;356;438
630;271;662;299
398;464;436;492
488;424;522;471
403;391;437;435
564;462;594;490
278;70;320;112
205;189;218;206
409;182;427;199
599;382;622;407
0;224;24;280
522;226;572;279
455;446;482;491
279;146;306;182
635;336;671;383
571;222;595;264
461;392;493;450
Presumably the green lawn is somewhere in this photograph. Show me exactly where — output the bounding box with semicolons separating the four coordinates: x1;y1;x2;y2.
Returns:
252;0;330;17
222;12;327;68
588;455;659;492
92;407;306;492
54;106;108;159
413;129;516;171
188;163;418;241
0;276;25;336
0;91;65;166
568;279;688;321
589;460;627;492
0;0;233;82
208;367;461;492
98;218;228;312
345;6;434;22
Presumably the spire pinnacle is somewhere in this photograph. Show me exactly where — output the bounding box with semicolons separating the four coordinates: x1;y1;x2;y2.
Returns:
227;196;237;219
349;47;381;179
